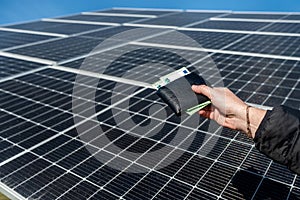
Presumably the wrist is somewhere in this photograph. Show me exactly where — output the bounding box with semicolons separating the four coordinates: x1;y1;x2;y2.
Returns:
238;106;267;138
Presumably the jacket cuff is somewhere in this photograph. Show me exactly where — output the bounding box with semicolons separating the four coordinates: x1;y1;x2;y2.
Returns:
254;105;300;174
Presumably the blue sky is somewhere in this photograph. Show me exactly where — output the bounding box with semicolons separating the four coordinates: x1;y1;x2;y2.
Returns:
1;0;300;25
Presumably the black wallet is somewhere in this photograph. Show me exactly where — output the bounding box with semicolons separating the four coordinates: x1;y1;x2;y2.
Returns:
157;72;210;116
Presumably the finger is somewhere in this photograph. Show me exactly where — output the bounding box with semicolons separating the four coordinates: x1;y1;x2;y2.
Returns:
202;104;212;112
191;85;213;99
199;109;215;120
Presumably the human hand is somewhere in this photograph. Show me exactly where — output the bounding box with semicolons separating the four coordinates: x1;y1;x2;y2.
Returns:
192;85;266;138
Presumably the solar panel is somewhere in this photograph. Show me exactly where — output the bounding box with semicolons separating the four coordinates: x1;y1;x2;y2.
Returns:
225;34;300;57
6;21;110;35
139;30;247;49
189;20;269;31
0;7;299;200
58;14;147;23
262;22;300;33
8;36;105;62
220;13;288;19
98;9;178;16
0;30;56;50
0;56;44;79
281;14;300;20
130;12;226;27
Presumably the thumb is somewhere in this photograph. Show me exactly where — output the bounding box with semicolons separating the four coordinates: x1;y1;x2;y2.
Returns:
191;85;212;99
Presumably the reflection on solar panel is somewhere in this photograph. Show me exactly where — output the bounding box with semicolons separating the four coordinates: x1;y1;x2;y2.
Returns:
0;7;299;200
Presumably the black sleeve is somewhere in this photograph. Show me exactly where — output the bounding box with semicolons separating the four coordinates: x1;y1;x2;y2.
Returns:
254;105;300;175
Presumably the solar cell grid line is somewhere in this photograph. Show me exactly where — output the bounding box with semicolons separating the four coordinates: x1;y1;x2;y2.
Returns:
234;60;298;107
0;79;147;166
287;176;298;199
11;142;101;198
56;118;181;199
44;91;253;200
200;53;298;107
0;88;83;124
259;60;299;107
59;47;201;82
10;151;117;199
150;128;243;199
25;119;205;198
0;97;286;198
97;96;249;147
0;77;139;127
93;101;255;197
12;75;131;108
281;79;300;109
177;55;282;197
33;68;146;98
9;79;110;117
135;13;289;57
217;145;256;198
28;27;173;66
137;31;248;51
224;34;300;58
1;9;300;200
187;147;255;199
218;13;286;48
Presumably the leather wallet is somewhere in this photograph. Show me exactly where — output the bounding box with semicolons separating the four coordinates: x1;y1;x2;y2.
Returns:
157;72;210;116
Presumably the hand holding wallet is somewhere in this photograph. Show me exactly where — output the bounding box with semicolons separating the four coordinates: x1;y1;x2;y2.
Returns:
156;71;211;116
